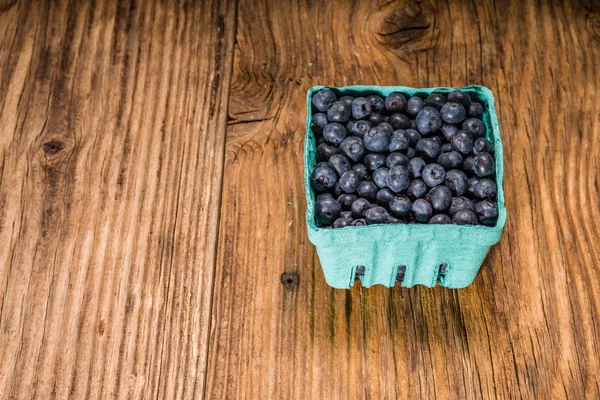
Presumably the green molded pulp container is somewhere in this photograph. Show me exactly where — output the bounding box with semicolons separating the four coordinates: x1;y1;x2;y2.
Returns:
304;85;507;289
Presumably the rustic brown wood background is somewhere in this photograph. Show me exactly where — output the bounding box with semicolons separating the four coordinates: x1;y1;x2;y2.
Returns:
1;0;599;398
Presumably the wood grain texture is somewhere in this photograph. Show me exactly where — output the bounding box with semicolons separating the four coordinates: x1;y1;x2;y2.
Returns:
207;0;600;399
0;0;235;398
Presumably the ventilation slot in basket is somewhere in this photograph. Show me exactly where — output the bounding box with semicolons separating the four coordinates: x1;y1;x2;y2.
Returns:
437;263;448;285
355;265;366;281
395;265;406;286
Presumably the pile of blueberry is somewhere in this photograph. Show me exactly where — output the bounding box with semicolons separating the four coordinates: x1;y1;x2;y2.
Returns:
309;88;498;228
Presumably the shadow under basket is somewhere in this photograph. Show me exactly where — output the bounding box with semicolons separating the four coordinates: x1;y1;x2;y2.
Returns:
304;85;507;289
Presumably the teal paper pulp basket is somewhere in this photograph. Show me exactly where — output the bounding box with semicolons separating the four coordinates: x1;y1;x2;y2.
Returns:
304;85;507;289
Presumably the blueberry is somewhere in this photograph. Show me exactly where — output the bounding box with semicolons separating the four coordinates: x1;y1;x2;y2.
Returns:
376;188;395;206
311;113;328;134
312;90;337;112
428;214;452;224
338;194;358;210
316;143;340;162
364;126;391;152
415;138;441;162
415;106;443;135
452;210;477;225
339;136;365;162
311;165;338;193
389;130;411;152
473;178;497;200
316;193;333;201
407;179;428;200
451;130;474;155
440;102;467;124
408;157;426;178
473;137;494;155
351;198;371;218
351;97;372;119
447;90;472;109
445;169;468;196
388;216;403;224
385;92;407;113
405;129;422;146
441;123;459;142
474;200;499;226
332;217;352;228
315;161;329;169
352;163;369;180
412;198;433;222
323;122;347;145
449;196;474;216
379;122;394;134
333;183;343;197
463;156;474;174
369;113;384;125
426;186;452;213
367;95;385;113
468;102;484;118
315;197;341;226
422;163;446;187
365;206;390;224
340;211;353;219
406;96;424;117
472;152;495;177
372;167;390;189
349;120;372;138
406;147;416;159
364;153;386;170
425;92;447;110
467;177;480;197
389;113;412;130
437;150;463;170
389;194;412;217
328;154;351;176
386;165;410;193
339;95;355;106
462;118;486;138
357;181;378;201
351;218;367;226
327;101;351;123
339;170;363;193
430;135;442;146
440;143;453;153
386;152;410;168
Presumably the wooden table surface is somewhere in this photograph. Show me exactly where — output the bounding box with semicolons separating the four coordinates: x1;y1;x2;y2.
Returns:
1;0;600;398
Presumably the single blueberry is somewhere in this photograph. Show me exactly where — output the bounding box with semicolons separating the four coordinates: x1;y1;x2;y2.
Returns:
315;197;341;226
364;126;391;152
367;95;385;113
441;123;460;142
431;135;442;146
405;129;422;146
389;130;411;152
351;218;367;226
449;196;474;216
389;113;412;130
311;113;328;134
389;194;412;217
378;122;394;134
339;170;363;193
415;138;441;162
376;188;395;206
327;101;352;123
425;92;447;110
340;211;353;219
437;150;463;170
338;194;358;210
365;206;390;225
416;106;443;135
352;163;369;180
339;136;365;163
384;92;407;113
447;90;472;109
412;198;433;222
388;216;403;224
339;95;355;106
372;167;390;189
440;101;467;124
462;118;486;138
351;198;371;218
445;169;468;196
406;96;424;117
357;181;378;201
473;178;497;200
468;102;484;119
349;120;373;138
316;143;340;162
463;156;474;175
406;147;416;159
474;200;499;226
386;152;410;168
312;90;337;112
351;97;372;119
440;143;453;153
427;185;453;213
451;130;474;155
428;214;452;224
368;113;384;125
311;165;337;193
422;163;446;187
364;153;387;170
323;122;347;145
472;151;495;177
408;157;426;178
332;217;352;228
315;161;329;169
316;193;333;201
452;210;478;225
406;179;428;200
467;177;480;198
473;137;494;155
328;154;351;176
386;165;410;193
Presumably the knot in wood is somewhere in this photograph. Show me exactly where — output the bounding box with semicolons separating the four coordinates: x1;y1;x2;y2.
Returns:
280;272;299;289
